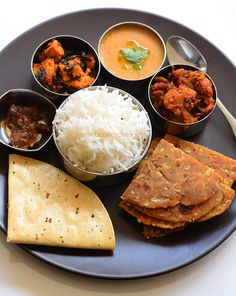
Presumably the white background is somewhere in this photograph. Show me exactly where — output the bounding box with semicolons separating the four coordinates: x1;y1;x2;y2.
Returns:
0;1;235;296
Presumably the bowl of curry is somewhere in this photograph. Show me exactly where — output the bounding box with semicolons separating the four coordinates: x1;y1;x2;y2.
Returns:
148;64;217;137
98;22;166;82
31;35;101;100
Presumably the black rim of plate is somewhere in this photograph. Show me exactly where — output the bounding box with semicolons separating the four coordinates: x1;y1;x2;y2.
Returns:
0;8;235;280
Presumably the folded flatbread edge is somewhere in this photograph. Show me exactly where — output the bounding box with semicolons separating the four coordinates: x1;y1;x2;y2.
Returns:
7;154;115;250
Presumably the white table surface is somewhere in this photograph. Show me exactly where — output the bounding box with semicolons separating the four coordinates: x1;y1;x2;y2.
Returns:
0;1;235;295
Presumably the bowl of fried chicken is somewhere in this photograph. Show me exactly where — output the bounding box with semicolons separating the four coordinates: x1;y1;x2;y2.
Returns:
148;64;217;137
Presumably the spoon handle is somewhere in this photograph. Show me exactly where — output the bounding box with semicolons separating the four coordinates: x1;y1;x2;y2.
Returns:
216;98;236;138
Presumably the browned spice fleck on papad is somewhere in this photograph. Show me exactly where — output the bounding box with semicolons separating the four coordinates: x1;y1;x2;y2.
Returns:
120;137;235;238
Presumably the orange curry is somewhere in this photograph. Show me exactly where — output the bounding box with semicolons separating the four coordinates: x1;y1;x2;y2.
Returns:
99;23;165;80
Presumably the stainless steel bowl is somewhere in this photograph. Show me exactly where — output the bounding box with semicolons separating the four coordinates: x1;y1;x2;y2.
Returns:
53;85;152;186
148;64;217;138
98;22;166;95
31;35;101;101
0;89;56;152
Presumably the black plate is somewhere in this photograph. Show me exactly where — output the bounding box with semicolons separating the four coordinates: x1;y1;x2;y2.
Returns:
0;8;235;279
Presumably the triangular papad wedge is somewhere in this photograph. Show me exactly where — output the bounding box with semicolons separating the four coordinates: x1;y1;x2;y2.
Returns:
7;154;115;250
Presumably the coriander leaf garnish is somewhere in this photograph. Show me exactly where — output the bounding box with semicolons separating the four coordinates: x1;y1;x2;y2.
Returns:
120;47;149;65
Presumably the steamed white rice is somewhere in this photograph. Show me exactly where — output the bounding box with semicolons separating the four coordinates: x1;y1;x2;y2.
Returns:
53;86;151;174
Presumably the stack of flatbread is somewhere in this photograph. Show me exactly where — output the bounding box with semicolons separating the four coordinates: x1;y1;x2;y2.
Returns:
120;134;236;238
7;154;115;250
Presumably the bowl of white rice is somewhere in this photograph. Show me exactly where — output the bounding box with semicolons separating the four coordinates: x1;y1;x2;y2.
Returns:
52;85;152;185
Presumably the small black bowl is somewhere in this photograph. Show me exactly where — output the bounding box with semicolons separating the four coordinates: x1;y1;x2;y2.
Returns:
31;35;101;101
148;64;217;138
0;89;56;152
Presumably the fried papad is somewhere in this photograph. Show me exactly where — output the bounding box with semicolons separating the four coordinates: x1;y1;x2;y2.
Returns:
120;201;186;229
7;154;115;250
143;224;185;239
164;134;236;187
121;139;226;208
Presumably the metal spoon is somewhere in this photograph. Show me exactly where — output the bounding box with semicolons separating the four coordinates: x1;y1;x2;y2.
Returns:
166;35;236;138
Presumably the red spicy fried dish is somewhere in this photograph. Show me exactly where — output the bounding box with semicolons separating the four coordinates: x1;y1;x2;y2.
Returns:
33;39;97;94
150;67;215;124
